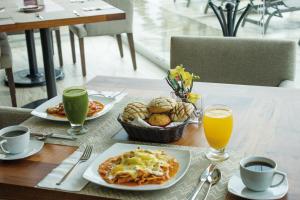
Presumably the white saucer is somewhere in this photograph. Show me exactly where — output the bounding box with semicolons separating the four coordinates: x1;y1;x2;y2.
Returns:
0;140;44;160
228;173;288;200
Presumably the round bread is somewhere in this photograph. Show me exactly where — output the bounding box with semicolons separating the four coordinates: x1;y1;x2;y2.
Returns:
122;102;149;122
148;97;176;114
170;102;194;122
148;114;171;127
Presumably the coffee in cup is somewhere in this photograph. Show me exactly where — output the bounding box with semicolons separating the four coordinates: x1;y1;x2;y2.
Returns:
240;156;286;192
0;125;30;154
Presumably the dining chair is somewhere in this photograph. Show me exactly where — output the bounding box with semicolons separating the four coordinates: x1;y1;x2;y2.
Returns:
0;106;32;129
242;0;300;34
0;32;17;107
170;36;297;86
69;0;136;77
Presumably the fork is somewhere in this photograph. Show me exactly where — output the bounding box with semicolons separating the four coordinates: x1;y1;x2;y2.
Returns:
56;145;93;185
73;10;80;16
35;13;44;20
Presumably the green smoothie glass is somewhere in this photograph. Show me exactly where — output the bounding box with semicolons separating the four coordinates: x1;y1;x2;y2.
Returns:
63;87;89;135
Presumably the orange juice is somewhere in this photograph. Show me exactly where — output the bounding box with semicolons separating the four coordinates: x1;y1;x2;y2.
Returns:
203;107;233;150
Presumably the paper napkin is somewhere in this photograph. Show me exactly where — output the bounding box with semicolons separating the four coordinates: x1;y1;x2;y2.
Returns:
37;150;96;191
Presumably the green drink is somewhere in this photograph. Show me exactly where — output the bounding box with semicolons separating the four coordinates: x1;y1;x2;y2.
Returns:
63;87;88;135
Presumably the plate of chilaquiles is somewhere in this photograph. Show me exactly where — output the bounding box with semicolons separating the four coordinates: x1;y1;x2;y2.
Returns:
83;143;191;191
31;91;115;122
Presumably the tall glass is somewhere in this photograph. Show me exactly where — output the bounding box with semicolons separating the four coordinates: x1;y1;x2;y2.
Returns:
203;105;233;161
63;87;89;135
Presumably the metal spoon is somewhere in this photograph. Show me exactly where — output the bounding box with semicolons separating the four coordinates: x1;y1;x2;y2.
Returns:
203;168;222;200
188;164;216;200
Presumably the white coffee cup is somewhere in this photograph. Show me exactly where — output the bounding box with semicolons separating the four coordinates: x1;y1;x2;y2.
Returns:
0;125;30;154
240;156;286;192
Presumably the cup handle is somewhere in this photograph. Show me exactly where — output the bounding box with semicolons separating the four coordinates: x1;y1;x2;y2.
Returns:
271;170;286;188
0;140;9;154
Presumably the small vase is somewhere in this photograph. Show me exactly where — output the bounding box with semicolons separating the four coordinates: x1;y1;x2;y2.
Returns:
170;92;203;124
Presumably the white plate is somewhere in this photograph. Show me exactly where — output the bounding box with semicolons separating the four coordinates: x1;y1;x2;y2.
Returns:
83;143;191;191
31;91;115;122
228;173;288;200
0;140;44;160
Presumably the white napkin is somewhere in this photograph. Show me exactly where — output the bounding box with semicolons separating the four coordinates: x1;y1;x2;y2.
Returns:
37;150;96;191
129;117;184;129
285;0;299;7
70;0;85;3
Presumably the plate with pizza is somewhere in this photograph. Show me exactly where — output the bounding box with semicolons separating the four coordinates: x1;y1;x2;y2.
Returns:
31;91;116;122
83;143;191;191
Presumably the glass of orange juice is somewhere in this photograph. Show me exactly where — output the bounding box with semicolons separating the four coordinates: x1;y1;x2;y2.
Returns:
203;105;233;161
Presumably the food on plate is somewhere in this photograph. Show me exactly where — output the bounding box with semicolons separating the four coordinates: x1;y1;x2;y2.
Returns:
170;102;194;122
122;102;149;122
148;114;171;127
148;97;176;114
46;100;104;117
98;148;179;186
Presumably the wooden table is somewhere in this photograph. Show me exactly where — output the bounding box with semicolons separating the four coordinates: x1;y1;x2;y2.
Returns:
0;0;125;107
1;76;300;200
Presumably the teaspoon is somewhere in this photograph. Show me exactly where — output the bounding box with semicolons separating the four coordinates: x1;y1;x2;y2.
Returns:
203;168;222;200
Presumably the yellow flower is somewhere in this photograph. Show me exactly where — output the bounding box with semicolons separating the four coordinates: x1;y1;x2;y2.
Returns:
169;65;185;79
187;93;201;104
182;71;193;87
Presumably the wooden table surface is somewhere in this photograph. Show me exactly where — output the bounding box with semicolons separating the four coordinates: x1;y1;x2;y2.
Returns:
1;76;300;200
0;0;125;32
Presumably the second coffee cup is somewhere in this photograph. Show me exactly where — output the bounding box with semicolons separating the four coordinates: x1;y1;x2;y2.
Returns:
240;156;286;192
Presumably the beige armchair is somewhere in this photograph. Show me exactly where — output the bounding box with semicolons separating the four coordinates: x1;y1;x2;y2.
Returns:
69;0;136;77
0;106;32;129
0;32;17;107
170;36;296;87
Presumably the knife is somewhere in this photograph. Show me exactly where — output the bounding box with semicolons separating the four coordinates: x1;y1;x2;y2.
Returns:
31;133;77;141
188;163;216;200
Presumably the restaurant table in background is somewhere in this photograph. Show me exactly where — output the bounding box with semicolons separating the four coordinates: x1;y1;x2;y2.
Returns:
5;29;64;87
1;76;300;199
0;0;125;108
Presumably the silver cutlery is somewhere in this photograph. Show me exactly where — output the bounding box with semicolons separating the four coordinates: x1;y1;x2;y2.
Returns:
73;10;80;16
31;132;77;141
56;145;93;185
89;88;125;99
203;168;222;200
82;7;102;11
89;89;125;99
188;163;216;200
35;13;44;20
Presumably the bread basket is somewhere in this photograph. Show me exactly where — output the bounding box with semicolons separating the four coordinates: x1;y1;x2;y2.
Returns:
117;115;189;143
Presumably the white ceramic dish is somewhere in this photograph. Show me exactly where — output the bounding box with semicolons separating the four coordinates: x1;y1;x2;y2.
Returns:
31;91;115;122
83;143;191;191
228;173;288;200
0;140;44;160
